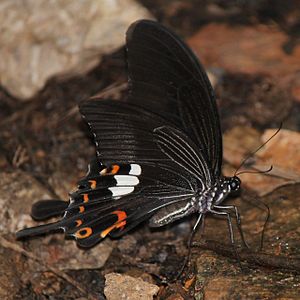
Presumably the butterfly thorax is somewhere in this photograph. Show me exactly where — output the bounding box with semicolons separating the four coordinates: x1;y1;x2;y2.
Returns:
197;176;241;213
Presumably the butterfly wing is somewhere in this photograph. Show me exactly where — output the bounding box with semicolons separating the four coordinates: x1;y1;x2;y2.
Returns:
70;97;216;246
65;179;195;247
126;20;222;177
79;99;212;189
16;158;195;247
16;20;221;247
153;125;212;186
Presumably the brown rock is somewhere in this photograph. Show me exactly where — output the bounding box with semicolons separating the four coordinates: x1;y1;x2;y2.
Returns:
204;277;235;300
104;273;159;300
0;243;26;300
195;250;300;300
291;76;300;102
241;129;300;195
188;24;300;107
223;127;300;196
0;169;113;270
29;237;114;271
218;74;293;128
166;293;184;300
188;23;300;77
117;235;137;254
258;129;300;176
223;126;261;167
0;0;152;100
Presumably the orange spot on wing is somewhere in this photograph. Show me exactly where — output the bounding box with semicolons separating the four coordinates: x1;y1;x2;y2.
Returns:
75;219;83;227
100;165;120;176
100;210;127;238
83;194;89;203
75;227;92;239
79;206;85;213
89;180;97;189
112;210;127;228
111;165;120;175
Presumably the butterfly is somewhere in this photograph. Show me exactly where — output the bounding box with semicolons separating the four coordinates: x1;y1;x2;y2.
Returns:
16;20;245;253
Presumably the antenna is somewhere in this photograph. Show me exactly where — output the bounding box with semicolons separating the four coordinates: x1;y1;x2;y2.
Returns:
236;165;273;176
234;123;282;176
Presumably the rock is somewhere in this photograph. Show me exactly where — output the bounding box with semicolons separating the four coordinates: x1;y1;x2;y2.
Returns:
198;184;300;261
48;169;80;200
223;127;300;196
188;23;300;77
189;24;300;108
104;273;159;300
194;250;300;300
0;169;113;270
166;294;185;300
117;235;137;254
291;76;300;102
223;126;261;167
29;237;114;271
241;129;300;195
218;73;293;128
0;170;52;233
258;129;300;177
0;0;152;100
0;243;26;300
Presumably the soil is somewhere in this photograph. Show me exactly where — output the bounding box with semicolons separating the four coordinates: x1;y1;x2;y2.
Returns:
0;1;299;299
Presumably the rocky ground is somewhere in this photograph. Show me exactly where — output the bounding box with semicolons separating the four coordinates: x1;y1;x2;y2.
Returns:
0;1;299;299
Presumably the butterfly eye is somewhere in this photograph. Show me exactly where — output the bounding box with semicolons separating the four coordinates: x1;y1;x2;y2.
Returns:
230;177;241;191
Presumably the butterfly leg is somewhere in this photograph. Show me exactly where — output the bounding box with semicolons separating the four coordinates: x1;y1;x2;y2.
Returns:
210;210;242;269
175;213;204;281
248;198;270;251
214;205;250;249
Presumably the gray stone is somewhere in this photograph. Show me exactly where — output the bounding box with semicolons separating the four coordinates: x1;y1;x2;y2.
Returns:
0;0;152;100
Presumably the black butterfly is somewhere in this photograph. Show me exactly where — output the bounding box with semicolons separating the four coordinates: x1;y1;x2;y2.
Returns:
16;20;245;254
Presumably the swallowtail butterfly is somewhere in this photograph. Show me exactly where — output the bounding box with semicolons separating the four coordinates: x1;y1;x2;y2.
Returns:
17;20;245;255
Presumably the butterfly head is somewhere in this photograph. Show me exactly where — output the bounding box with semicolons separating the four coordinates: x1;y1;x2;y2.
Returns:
228;176;241;193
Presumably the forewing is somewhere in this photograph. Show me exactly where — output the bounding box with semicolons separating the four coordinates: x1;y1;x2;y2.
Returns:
126;20;222;177
79;99;167;164
79;99;206;190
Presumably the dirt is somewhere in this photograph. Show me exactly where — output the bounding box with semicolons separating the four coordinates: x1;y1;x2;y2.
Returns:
0;1;299;299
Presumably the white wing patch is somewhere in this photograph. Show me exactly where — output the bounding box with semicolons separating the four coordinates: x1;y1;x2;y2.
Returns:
114;175;139;186
129;164;142;175
108;187;135;197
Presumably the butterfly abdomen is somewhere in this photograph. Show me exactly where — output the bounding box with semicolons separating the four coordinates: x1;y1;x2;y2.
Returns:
149;198;197;227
